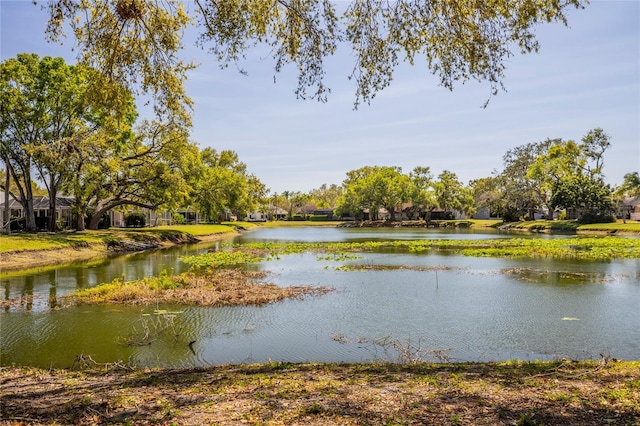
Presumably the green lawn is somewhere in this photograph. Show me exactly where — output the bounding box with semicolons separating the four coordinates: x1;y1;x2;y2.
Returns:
0;224;240;253
2;220;638;254
506;219;640;233
238;220;344;228
578;221;640;232
0;230;112;252
127;223;240;236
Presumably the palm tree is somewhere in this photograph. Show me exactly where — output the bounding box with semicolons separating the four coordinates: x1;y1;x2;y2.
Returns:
616;172;640;198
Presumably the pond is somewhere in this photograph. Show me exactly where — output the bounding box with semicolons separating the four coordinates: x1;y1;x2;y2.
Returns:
1;227;639;368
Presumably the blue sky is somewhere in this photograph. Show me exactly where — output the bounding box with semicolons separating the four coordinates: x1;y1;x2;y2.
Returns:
1;0;639;194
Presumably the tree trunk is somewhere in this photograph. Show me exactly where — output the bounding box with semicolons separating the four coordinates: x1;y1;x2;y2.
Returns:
24;197;37;232
74;201;87;231
388;207;396;222
3;158;10;234
48;181;58;231
88;210;103;230
75;213;85;231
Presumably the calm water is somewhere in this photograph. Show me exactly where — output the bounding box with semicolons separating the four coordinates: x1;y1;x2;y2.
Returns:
1;227;639;367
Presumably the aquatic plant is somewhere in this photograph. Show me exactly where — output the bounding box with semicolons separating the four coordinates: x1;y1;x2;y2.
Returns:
181;250;262;269
221;237;640;261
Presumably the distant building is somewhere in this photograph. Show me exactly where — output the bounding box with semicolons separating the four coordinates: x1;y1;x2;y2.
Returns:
620;197;640;221
0;193;74;230
246;205;287;221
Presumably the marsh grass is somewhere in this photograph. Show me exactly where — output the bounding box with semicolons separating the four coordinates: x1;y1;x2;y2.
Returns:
335;264;463;272
223;237;640;261
70;269;332;307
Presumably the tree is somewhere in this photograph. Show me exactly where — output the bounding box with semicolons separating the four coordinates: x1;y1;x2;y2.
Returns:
44;0;587;120
336;165;412;221
1;54;137;231
191;148;266;221
580;127;611;176
63;119;196;230
1;54;54;231
526;129;612;221
407;166;436;221
527;138;582;218
551;174;613;223
310;184;342;209
616;172;640;198
470;176;503;219
433;170;474;218
497;140;554;221
276;190;309;219
290;192;312;219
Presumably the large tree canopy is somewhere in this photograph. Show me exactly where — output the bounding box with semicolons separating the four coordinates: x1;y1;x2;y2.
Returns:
43;0;587;118
0;53;134;231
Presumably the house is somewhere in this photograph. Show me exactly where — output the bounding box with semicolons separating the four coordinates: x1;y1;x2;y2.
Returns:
246;205;287;221
620;197;640;221
0;193;74;230
313;208;336;220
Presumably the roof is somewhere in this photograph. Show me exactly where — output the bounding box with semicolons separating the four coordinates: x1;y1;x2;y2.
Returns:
621;196;640;207
0;195;74;209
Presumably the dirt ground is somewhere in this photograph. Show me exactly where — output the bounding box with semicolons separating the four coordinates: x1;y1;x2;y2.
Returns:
1;360;638;425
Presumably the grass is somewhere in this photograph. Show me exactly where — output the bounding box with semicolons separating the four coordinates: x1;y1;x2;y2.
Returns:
67;269;331;307
55;248;331;307
0;230;110;252
127;223;241;236
256;220;344;227
505;219;640;234
504;220;582;232
465;219;504;227
0;225;240;253
578;221;640;232
1;360;637;425
223;236;640;260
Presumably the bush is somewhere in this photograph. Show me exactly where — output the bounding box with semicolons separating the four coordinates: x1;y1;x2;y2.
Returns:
309;214;328;221
171;212;186;225
291;214;304;221
578;211;615;224
9;216;25;232
124;212;146;227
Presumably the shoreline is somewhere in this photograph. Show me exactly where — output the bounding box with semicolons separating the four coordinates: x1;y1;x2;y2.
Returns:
2;220;639;273
1;360;637;425
0;231;239;274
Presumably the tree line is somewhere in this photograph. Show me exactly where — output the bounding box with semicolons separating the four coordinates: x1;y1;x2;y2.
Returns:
2;54;639;232
8;1;627;232
0;54;265;232
3;54;640;233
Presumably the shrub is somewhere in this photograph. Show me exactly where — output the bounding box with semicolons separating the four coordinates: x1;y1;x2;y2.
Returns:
9;216;25;232
124;212;146;227
309;214;328;221
578;211;615;224
171;212;186;225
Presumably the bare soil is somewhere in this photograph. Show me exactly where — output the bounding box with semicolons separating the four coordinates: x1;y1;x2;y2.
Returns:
1;360;638;425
